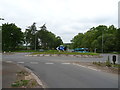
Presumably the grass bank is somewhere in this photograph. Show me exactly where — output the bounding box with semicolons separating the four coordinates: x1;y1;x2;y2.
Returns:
31;50;99;55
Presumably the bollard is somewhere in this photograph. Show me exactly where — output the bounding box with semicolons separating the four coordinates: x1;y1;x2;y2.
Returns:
112;55;116;65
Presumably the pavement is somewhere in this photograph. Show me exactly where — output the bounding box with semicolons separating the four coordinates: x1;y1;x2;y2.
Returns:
2;53;119;88
2;61;43;88
2;61;26;88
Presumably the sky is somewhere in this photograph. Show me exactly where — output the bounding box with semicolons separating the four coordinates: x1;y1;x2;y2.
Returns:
0;0;119;43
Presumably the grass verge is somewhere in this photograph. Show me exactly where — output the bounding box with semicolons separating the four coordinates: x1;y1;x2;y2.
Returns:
11;70;41;88
31;50;99;55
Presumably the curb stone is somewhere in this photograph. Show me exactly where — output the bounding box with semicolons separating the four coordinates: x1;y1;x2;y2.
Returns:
25;54;101;58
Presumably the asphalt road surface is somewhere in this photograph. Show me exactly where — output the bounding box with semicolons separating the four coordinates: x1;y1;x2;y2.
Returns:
2;53;118;88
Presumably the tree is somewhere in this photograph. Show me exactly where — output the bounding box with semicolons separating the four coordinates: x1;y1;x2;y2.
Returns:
24;22;37;50
71;33;84;49
2;23;24;51
24;23;63;50
37;24;63;49
71;25;118;53
115;28;120;52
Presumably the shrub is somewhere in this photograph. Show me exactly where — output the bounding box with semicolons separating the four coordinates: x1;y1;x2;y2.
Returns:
105;60;111;67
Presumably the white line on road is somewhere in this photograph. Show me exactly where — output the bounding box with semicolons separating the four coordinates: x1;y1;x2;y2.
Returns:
45;63;54;64
73;63;101;71
30;62;38;64
17;62;24;64
6;61;12;63
87;66;101;71
61;63;70;65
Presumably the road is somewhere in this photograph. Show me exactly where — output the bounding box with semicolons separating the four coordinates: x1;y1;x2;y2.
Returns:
2;53;118;88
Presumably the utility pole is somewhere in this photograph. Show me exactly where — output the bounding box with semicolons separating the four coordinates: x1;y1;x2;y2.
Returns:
102;30;104;53
33;22;37;51
0;18;4;52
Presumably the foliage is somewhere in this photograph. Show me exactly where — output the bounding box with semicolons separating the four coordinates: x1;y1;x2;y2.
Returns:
71;25;118;53
11;80;30;87
105;60;112;67
24;24;63;50
93;61;120;68
31;50;99;55
93;61;102;66
2;23;24;51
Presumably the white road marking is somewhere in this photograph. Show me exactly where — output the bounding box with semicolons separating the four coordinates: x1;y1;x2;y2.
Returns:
6;61;12;63
87;66;101;71
30;62;38;64
45;63;54;64
73;63;101;71
61;63;70;65
17;62;24;64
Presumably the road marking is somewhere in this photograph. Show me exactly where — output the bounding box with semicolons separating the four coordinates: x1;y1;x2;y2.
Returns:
73;63;101;71
30;62;38;64
17;62;24;64
73;64;86;68
87;66;101;71
6;61;12;63
45;63;54;64
61;63;70;65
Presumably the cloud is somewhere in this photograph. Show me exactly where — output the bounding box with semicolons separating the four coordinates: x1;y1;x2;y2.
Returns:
0;0;119;43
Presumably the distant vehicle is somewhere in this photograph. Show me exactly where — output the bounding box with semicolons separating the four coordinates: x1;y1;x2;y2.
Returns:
74;48;89;53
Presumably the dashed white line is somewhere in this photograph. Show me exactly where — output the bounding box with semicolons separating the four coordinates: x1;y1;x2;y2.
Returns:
17;62;24;64
45;63;54;64
61;63;70;65
30;62;38;64
6;61;12;63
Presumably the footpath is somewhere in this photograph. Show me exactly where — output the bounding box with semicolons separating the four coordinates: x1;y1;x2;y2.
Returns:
2;61;43;88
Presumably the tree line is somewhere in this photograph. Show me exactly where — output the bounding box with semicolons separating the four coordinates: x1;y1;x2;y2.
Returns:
71;25;120;53
2;23;63;51
2;23;120;53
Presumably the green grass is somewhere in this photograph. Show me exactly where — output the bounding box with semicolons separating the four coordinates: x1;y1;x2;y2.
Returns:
112;64;120;68
13;50;39;52
31;50;99;55
93;61;120;68
12;50;99;55
11;80;30;87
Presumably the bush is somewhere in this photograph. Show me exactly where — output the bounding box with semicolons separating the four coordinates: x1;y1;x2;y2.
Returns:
92;61;102;66
105;60;111;67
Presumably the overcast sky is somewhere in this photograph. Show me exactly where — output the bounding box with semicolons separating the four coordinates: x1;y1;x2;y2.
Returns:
0;0;119;43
